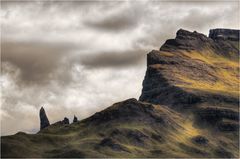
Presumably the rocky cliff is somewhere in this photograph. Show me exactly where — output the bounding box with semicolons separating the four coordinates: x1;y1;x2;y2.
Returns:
140;28;239;108
139;28;239;134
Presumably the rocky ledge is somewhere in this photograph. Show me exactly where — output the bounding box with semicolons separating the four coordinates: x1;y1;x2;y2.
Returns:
209;28;239;41
160;28;239;58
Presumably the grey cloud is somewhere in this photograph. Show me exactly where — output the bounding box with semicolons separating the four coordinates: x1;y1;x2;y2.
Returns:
84;2;147;32
74;49;147;69
180;9;223;30
2;41;74;86
135;2;239;49
85;13;138;32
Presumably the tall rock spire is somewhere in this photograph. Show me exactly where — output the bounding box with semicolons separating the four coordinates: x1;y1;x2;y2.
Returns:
39;107;50;130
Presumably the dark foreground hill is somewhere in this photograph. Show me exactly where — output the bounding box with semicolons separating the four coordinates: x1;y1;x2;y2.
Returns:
1;28;239;158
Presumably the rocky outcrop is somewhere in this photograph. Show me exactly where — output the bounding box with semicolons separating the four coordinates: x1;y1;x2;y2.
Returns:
73;115;78;123
39;108;69;130
160;29;239;58
39;107;50;130
160;29;210;52
209;29;239;59
209;29;239;41
62;117;69;124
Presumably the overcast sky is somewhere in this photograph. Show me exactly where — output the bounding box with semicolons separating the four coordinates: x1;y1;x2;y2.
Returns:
1;0;239;135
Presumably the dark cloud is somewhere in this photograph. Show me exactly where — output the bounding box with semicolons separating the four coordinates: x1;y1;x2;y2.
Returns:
2;41;73;86
74;49;147;69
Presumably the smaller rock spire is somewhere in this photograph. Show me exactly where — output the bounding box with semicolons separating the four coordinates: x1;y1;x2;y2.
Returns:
73;115;78;123
39;107;50;130
62;117;69;124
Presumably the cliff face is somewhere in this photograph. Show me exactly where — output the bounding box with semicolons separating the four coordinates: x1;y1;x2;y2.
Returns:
1;29;239;158
139;28;239;133
140;29;239;108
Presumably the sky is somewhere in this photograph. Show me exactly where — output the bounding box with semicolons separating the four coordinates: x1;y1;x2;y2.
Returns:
1;0;239;135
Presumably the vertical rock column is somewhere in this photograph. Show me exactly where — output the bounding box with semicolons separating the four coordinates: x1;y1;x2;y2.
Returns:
39;107;50;130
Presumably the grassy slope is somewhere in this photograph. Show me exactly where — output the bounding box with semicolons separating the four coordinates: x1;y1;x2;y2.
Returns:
1;99;238;158
154;49;239;96
178;50;239;98
149;48;239;111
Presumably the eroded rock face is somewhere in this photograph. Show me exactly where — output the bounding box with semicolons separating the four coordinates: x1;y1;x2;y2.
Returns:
160;28;239;58
139;56;202;108
209;29;239;41
39;107;50;130
160;29;210;52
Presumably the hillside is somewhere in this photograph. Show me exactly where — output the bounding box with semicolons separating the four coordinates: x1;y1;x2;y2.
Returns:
1;28;239;158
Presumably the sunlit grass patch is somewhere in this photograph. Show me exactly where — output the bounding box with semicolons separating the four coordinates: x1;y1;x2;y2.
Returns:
174;50;239;97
